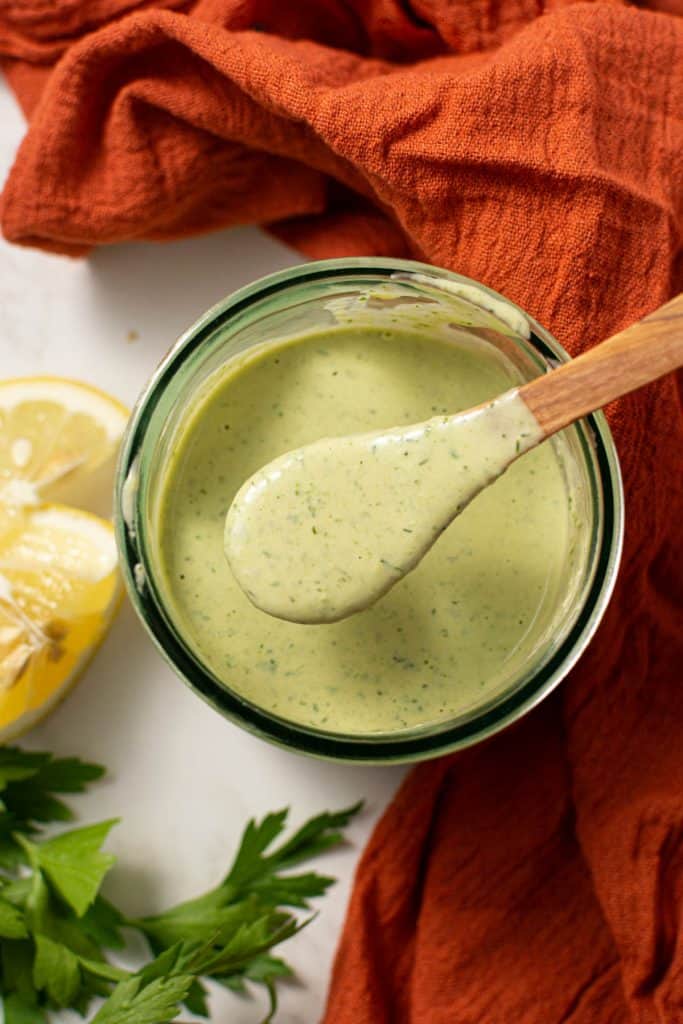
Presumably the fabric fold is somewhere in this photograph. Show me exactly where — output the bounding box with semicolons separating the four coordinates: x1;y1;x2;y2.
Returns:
0;1;682;1020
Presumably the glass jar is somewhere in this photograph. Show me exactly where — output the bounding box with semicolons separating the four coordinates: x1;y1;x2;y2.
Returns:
115;258;623;763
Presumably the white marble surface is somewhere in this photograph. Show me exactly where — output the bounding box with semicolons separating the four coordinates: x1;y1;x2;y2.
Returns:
0;80;407;1023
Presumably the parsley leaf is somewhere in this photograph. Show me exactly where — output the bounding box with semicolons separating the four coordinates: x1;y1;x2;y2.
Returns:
90;971;194;1024
0;745;361;1024
0;898;27;940
0;751;50;790
0;749;104;836
2;992;46;1024
80;896;126;950
1;938;35;999
18;820;119;917
183;977;209;1016
225;803;362;891
33;935;81;1007
3;758;105;827
243;955;294;1023
0;750;105;872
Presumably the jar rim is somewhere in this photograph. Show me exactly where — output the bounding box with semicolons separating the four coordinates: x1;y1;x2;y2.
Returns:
115;258;624;764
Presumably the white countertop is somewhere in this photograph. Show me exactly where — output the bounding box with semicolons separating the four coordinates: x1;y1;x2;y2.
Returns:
0;80;407;1024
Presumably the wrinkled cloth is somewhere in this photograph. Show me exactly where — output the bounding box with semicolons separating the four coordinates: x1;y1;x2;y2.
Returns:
1;1;682;1022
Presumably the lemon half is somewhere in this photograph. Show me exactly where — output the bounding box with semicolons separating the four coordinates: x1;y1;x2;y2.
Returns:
0;377;128;740
0;376;129;517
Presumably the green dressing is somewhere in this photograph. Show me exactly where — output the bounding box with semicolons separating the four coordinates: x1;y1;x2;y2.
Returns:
157;326;572;735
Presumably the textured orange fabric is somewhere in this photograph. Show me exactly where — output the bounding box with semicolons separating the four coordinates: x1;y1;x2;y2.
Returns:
1;2;682;1021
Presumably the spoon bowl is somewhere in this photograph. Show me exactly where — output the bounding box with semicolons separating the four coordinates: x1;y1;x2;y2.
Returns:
225;392;542;623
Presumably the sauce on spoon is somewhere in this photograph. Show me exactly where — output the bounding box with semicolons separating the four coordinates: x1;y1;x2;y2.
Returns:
224;389;542;623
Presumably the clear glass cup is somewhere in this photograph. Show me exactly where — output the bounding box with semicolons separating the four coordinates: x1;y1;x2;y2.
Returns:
115;258;623;763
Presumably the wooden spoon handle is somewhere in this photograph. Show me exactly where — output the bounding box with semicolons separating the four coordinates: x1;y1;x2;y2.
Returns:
520;293;683;437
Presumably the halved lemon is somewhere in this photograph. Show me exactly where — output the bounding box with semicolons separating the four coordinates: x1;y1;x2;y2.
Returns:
0;376;129;517
0;377;129;740
0;504;122;741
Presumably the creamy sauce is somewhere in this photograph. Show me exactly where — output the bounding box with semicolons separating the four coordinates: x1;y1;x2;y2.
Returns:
225;390;542;623
157;327;573;735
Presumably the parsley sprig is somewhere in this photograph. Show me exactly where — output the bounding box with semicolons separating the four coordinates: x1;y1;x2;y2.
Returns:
0;747;360;1023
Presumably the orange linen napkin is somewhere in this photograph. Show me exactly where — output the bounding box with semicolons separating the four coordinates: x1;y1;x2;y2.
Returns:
1;2;682;1022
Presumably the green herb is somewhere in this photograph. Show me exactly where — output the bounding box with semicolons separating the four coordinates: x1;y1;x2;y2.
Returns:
380;558;402;574
0;746;361;1023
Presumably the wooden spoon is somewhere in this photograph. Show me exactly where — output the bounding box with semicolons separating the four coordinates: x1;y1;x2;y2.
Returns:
224;294;683;624
518;293;683;434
